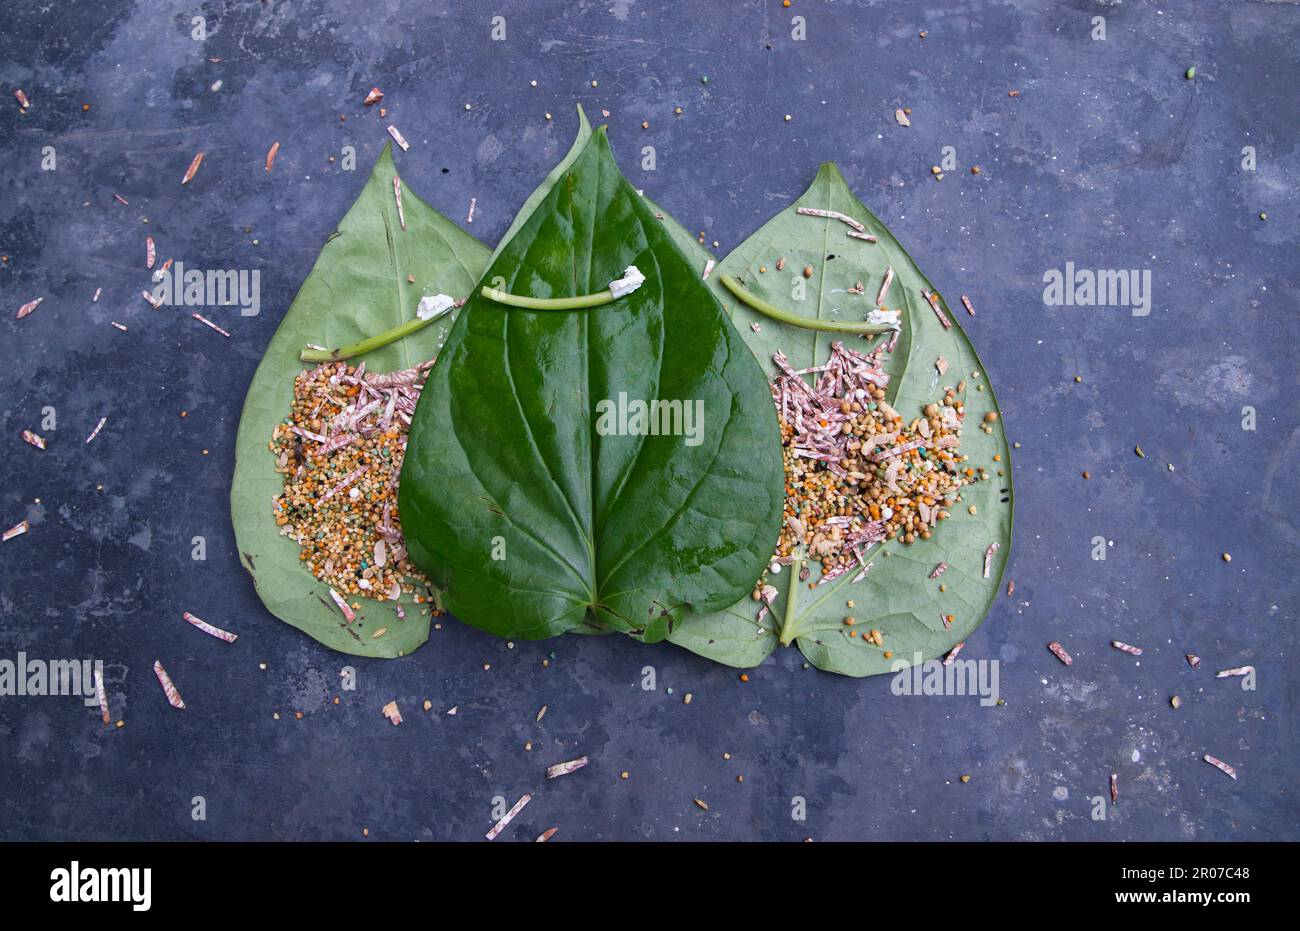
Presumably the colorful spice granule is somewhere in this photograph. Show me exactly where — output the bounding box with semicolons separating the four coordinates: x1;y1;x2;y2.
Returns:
756;340;968;593
269;360;434;604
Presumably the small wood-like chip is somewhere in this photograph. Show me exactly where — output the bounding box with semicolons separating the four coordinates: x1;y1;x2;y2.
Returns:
3;520;29;542
1111;641;1143;656
95;667;110;724
1215;665;1254;678
485;794;531;841
1186;653;1201;669
15;89;30;110
702;258;715;280
393;176;406;230
329;588;356;622
1109;773;1118;803
181;151;204;185
386;125;410;151
1047;641;1073;666
16;297;42;319
796;206;866;233
546;756;588;779
381;700;402;725
693;798;709;811
364;87;384;106
113;194;129;206
21;430;45;450
1202;754;1237;780
182;611;238;643
142;289;163;308
876;267;895;306
929;561;947;579
110;322;127;332
960;294;975;316
846;230;877;243
983;543;1000;579
466;197;476;224
535;827;558;843
894;108;910;127
191;313;231;337
935;356;948;376
85;416;107;445
923;289;953;329
145;236;155;269
535;704;547;723
153;660;185;709
265;141;280;171
1007;579;1015;596
943;641;965;666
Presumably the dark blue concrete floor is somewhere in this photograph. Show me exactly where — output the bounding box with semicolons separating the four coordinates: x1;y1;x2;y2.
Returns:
1;1;1296;841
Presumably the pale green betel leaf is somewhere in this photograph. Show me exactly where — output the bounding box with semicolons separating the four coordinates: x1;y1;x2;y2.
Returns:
231;144;491;657
666;163;1014;677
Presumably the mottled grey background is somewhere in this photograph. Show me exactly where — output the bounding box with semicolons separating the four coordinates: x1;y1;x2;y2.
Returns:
1;0;1295;841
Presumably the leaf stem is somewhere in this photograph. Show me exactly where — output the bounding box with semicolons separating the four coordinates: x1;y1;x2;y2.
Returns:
719;274;897;334
299;315;434;363
480;285;616;310
779;559;803;647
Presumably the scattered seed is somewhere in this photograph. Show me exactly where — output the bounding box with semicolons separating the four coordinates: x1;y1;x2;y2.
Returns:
894;108;910;127
1170;695;1182;709
265;141;280;171
693;798;709;811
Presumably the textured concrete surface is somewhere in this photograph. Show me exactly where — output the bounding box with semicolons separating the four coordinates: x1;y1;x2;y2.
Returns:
1;1;1296;841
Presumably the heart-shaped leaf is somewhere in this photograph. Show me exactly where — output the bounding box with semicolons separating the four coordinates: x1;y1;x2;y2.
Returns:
399;113;785;643
667;163;1014;676
231;144;491;657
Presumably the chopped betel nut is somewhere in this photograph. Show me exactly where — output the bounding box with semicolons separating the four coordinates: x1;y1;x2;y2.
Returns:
756;341;968;599
269;361;435;607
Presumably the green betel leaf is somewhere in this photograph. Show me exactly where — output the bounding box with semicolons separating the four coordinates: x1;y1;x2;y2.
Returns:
399;116;785;643
231;144;491;657
668;163;1014;676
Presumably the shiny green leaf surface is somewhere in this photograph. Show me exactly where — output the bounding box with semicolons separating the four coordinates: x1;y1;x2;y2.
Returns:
400;116;784;643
